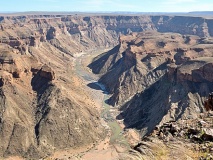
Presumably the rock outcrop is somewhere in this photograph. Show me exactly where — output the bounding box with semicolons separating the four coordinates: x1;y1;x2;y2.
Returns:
204;92;213;111
0;22;104;158
31;64;55;81
46;27;58;40
1;14;213;159
90;32;213;106
132;111;213;160
0;14;213;56
89;31;213;138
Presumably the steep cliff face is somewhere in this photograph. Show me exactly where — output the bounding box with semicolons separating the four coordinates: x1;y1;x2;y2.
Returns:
0;15;120;55
118;58;213;136
90;31;213;106
1;14;213;159
151;16;210;37
0;41;103;158
89;31;213;137
0;15;213;56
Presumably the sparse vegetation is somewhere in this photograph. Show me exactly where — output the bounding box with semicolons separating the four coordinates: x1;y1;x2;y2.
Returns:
1;13;213;160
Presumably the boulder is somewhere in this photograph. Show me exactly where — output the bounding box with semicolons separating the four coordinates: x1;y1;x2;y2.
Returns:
201;128;213;141
170;124;180;135
188;128;200;135
198;120;208;127
39;65;55;80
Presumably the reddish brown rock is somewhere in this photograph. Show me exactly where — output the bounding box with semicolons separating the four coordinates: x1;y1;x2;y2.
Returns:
1;14;213;160
39;65;55;80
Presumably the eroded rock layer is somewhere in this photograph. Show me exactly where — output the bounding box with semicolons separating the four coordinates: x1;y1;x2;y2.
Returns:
89;31;213;137
0;14;213;159
0;14;213;55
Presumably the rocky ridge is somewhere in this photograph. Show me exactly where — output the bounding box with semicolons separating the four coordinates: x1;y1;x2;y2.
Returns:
0;27;104;158
89;31;213;145
90;31;213;106
0;14;213;159
132;111;213;160
1;15;213;56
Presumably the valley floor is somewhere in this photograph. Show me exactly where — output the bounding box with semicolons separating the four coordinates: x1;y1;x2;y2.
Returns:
4;49;212;160
46;49;135;160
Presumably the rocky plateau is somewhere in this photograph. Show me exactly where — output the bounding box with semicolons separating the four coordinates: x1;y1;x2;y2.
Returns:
0;14;212;159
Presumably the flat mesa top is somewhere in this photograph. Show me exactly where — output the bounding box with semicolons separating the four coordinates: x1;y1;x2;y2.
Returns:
0;11;213;18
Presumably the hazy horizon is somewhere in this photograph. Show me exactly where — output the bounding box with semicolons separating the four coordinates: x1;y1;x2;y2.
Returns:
0;0;213;13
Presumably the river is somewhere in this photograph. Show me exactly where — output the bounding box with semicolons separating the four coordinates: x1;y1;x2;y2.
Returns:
74;50;129;147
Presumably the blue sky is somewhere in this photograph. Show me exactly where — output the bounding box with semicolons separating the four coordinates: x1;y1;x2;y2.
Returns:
0;0;212;12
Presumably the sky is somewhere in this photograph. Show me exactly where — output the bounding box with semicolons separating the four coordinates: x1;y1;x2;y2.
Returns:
0;0;213;13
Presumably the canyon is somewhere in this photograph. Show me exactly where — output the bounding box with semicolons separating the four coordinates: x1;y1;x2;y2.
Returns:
0;14;212;159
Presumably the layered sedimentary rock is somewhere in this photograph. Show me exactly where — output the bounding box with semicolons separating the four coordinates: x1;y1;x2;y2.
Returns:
118;58;213;136
0;15;213;56
90;31;213;106
89;31;213;137
0;31;103;159
1;14;213;159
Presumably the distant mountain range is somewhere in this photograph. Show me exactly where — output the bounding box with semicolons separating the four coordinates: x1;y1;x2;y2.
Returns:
0;11;212;16
189;11;213;15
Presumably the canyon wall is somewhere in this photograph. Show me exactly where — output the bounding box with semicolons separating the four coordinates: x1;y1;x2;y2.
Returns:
0;15;213;55
89;31;213;137
0;14;213;158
